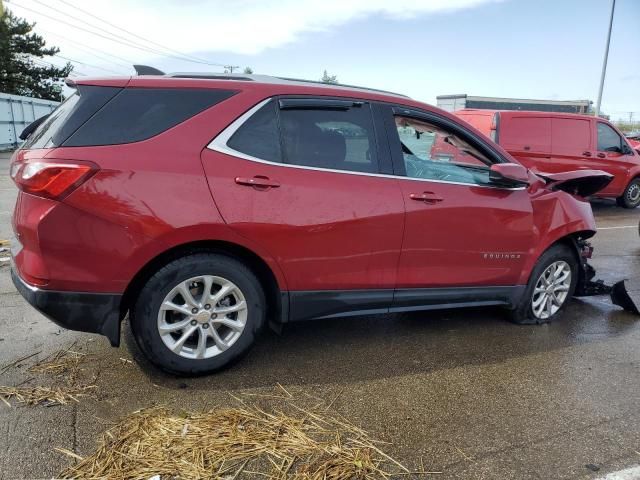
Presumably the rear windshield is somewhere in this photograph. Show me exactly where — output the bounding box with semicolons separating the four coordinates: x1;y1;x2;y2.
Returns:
21;85;121;150
63;88;237;147
22;93;79;150
22;86;237;149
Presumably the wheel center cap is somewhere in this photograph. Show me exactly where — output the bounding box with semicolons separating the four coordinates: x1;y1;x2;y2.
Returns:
194;311;210;323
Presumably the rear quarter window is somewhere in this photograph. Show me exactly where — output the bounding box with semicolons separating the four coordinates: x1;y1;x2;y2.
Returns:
63;88;237;147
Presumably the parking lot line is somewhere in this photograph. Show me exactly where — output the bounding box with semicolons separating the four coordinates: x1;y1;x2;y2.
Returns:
598;226;637;230
596;465;640;480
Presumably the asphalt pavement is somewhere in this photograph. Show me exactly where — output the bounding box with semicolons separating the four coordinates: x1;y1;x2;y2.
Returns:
0;151;639;479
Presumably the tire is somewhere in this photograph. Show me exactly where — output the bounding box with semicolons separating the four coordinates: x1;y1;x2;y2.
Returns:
616;178;640;208
130;253;265;375
510;244;578;325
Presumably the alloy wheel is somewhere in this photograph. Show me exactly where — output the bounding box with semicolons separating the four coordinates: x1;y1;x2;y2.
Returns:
531;261;571;320
157;275;248;359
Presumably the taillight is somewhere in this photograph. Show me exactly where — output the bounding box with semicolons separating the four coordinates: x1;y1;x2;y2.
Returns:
10;160;97;199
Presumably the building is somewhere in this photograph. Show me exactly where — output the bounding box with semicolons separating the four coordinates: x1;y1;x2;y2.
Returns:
436;94;592;114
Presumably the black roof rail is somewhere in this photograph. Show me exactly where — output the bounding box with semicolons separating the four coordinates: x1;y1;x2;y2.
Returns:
133;65;165;76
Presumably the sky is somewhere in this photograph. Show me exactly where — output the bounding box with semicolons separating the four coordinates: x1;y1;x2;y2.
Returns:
5;0;640;120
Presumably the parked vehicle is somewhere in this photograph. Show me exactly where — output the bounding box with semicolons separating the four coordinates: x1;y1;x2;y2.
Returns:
10;72;615;374
454;110;640;208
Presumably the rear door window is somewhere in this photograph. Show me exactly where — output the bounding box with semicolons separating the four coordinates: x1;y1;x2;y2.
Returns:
278;101;379;173
64;88;236;146
227;100;282;163
552;118;591;151
597;122;622;152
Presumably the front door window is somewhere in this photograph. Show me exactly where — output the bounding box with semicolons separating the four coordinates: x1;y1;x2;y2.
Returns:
395;116;492;186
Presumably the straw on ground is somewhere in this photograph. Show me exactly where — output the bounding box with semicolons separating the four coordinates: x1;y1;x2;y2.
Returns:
57;403;436;479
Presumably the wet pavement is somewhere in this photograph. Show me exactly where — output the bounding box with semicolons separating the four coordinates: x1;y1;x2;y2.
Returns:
0;151;639;479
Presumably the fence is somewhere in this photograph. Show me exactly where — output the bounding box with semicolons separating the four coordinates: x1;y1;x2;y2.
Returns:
0;92;59;151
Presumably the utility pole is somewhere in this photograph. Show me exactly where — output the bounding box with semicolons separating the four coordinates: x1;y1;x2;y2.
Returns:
224;65;240;73
595;0;615;117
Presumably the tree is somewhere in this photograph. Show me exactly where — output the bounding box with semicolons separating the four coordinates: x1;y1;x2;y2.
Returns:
243;67;254;74
0;9;73;101
320;70;338;84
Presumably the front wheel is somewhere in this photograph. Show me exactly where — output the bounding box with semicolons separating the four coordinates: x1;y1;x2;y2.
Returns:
510;244;578;325
616;178;640;208
130;253;265;375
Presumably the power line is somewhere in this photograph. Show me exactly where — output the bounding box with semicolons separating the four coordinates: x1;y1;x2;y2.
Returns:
39;28;135;69
52;0;225;67
53;54;123;74
7;0;228;68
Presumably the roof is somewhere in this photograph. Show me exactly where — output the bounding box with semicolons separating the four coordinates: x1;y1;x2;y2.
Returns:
455;108;598;121
72;70;410;100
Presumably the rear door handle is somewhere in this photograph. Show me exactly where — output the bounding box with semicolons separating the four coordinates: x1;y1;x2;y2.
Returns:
235;176;280;189
583;151;592;157
409;192;444;204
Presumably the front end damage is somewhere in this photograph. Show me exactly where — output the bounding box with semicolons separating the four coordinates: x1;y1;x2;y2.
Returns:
531;168;639;315
573;238;639;315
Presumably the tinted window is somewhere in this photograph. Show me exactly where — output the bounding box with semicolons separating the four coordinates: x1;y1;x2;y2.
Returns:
64;88;236;146
279;104;378;173
394;115;492;186
597;122;622;152
227;100;281;162
22;93;79;150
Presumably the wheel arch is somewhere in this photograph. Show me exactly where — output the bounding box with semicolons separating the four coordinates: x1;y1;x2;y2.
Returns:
520;229;595;286
119;240;287;328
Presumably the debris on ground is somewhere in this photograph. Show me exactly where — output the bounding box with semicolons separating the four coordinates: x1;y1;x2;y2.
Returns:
28;347;86;376
0;343;96;407
57;398;434;479
0;384;96;407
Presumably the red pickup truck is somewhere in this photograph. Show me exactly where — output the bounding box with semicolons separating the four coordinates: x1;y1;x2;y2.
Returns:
454;110;640;208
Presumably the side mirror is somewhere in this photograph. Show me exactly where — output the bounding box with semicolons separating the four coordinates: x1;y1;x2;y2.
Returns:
489;163;529;186
621;144;634;155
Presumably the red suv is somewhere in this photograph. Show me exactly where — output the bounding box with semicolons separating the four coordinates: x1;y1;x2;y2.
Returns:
10;73;612;374
454;110;640;208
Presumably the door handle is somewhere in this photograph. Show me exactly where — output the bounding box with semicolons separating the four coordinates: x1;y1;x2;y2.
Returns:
597;153;606;158
235;176;280;189
582;151;592;157
409;192;443;204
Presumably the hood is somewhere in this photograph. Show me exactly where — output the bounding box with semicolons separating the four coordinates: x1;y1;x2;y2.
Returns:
533;169;614;197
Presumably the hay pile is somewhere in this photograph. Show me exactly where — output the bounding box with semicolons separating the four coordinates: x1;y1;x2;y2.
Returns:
58;403;423;480
0;384;96;407
0;345;95;407
28;348;85;376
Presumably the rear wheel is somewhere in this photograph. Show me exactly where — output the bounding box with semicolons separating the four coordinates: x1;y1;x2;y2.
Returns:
510;244;578;325
130;253;265;375
616;178;640;208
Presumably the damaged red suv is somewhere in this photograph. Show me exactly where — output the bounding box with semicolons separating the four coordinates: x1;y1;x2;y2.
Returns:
10;72;614;374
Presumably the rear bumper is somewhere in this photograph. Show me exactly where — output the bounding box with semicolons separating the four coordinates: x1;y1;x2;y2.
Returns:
11;267;122;347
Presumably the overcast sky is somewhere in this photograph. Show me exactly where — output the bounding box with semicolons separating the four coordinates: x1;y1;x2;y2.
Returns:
5;0;640;120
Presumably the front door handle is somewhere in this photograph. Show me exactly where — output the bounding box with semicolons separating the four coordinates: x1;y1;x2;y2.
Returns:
597;152;606;158
409;192;444;204
235;176;280;189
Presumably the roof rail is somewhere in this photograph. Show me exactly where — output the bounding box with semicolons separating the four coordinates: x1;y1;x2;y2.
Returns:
131;66;410;98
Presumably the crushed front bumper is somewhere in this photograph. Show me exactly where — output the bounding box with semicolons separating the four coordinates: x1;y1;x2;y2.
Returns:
11;267;123;346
